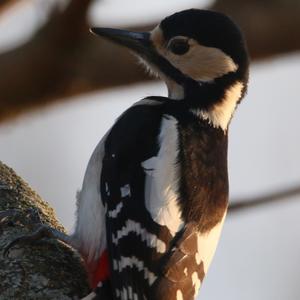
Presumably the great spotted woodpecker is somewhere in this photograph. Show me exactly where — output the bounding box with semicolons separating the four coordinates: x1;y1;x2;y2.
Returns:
5;9;249;300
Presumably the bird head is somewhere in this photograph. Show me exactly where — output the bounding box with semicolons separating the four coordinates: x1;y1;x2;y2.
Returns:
91;9;249;130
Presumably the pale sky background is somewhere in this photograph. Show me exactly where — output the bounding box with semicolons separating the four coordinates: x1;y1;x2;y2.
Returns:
0;1;300;299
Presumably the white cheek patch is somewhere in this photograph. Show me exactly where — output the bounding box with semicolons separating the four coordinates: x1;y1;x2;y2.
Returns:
169;43;238;82
150;26;238;83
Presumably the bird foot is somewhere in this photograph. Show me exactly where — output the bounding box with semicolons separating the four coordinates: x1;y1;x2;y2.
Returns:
3;208;73;258
0;209;19;225
0;209;21;236
4;224;53;257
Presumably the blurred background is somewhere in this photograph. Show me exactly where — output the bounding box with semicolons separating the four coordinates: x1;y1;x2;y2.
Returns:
0;0;300;299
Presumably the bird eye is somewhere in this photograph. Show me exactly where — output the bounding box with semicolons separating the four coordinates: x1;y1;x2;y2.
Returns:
168;38;190;55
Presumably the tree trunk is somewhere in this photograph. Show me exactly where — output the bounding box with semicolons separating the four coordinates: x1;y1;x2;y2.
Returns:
0;161;89;299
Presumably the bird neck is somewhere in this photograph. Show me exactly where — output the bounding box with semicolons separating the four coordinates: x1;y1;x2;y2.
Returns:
166;72;246;132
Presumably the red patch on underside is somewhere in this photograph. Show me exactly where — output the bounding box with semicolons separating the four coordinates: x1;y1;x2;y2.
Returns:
87;250;110;289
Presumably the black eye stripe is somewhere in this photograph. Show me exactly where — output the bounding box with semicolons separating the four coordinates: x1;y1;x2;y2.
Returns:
168;39;190;55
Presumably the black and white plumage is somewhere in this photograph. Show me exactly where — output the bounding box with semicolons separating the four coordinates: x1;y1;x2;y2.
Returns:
75;9;249;300
47;9;249;300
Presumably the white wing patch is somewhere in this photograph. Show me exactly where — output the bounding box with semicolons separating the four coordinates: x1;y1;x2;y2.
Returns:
197;212;227;274
142;116;183;235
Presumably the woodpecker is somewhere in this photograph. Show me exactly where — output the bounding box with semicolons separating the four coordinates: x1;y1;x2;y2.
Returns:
5;9;249;300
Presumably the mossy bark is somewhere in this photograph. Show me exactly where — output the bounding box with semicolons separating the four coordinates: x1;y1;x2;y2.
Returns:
0;161;90;299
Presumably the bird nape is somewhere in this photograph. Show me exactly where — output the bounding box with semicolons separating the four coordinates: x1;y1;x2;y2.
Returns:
5;9;249;300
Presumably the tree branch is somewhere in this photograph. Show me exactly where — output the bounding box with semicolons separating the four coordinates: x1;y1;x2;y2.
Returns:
0;0;300;122
229;185;300;213
0;0;18;14
0;161;89;298
0;0;93;121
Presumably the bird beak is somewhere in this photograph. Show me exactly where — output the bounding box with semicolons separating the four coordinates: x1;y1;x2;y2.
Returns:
90;27;151;56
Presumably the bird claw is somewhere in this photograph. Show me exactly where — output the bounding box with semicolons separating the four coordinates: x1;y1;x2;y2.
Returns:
2;207;73;258
0;207;43;227
3;224;55;257
0;209;21;236
0;209;19;224
4;222;73;258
